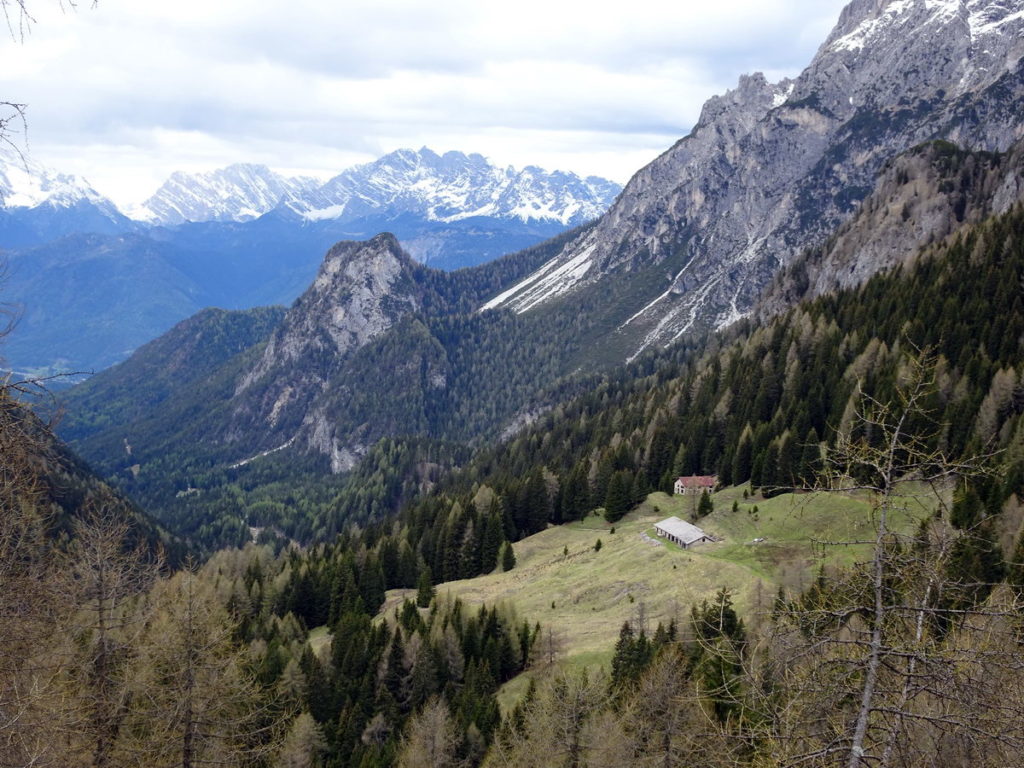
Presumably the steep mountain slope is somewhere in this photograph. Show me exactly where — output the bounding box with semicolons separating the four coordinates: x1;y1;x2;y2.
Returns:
760;138;1024;316
59;226;591;488
61;306;286;441
132;164;323;225
484;0;1024;359
0;380;183;559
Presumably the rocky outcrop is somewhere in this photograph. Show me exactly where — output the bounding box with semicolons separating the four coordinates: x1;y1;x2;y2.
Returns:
484;0;1024;359
229;233;428;469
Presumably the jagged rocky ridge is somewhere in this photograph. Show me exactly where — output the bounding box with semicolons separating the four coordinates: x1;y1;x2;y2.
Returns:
131;164;323;226
484;0;1024;359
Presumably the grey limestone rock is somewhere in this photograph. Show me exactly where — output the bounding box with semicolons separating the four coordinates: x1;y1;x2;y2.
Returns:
485;0;1024;359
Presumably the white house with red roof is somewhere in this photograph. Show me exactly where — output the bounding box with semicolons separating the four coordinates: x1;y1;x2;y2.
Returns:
673;475;717;496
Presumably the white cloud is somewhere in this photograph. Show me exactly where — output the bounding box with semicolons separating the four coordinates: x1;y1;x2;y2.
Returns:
0;0;850;207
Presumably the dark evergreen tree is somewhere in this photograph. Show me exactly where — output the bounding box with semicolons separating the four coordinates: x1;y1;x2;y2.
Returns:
604;470;632;522
697;490;714;518
416;569;435;608
500;542;516;572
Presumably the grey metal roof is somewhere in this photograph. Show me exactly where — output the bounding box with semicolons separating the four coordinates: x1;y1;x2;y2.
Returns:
654;516;710;545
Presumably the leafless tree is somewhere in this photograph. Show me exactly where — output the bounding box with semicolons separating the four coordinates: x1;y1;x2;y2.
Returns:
746;351;1024;767
2;1;97;154
485;669;608;768
0;368;69;767
617;646;738;768
395;697;461;768
61;503;161;768
123;568;285;768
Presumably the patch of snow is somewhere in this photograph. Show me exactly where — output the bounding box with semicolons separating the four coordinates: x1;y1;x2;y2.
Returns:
969;6;1024;37
481;241;597;313
830;0;915;52
303;203;348;221
772;83;795;108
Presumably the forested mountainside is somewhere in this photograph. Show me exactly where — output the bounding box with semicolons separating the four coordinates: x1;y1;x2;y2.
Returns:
60;134;1024;551
0;378;183;560
58;226;608;543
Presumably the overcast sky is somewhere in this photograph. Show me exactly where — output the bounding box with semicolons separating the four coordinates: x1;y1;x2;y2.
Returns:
1;0;849;208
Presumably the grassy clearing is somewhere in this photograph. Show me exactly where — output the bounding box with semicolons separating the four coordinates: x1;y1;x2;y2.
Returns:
380;485;939;708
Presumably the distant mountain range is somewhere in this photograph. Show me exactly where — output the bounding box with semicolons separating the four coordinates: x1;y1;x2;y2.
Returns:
0;147;620;375
133;148;620;230
0;145;135;246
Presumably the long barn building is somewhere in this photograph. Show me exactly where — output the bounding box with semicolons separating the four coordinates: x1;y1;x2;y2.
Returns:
654;516;712;549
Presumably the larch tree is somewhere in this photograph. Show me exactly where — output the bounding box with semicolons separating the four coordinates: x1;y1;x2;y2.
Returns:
395;697;460;768
123;568;285;768
0;384;68;767
63;503;160;768
750;351;1024;767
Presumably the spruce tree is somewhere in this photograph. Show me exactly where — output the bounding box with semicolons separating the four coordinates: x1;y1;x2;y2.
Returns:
416;569;435;608
500;542;516;572
697;490;713;518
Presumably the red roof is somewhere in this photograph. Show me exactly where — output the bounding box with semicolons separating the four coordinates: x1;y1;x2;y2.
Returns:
676;475;717;488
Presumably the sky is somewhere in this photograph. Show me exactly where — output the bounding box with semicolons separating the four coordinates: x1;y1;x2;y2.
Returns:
1;0;850;209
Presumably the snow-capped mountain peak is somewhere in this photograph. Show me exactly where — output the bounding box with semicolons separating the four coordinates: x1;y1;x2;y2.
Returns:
0;145;113;211
292;148;621;227
132;163;323;226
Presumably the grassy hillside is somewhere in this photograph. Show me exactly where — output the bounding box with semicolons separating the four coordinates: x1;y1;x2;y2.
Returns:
381;486;936;692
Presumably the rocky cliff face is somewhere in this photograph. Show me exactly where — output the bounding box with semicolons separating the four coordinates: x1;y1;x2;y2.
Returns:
230;234;427;470
484;0;1024;359
758;137;1024;316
